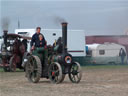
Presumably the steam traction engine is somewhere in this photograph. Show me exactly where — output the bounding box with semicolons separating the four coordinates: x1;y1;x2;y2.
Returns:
25;22;82;83
0;30;31;72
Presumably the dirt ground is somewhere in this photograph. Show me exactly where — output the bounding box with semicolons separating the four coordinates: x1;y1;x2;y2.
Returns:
0;66;128;96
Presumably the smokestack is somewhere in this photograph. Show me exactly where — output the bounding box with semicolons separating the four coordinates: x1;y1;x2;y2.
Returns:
3;30;8;49
61;22;68;53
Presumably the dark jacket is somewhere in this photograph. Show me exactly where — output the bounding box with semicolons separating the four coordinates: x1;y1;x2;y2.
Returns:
119;48;126;57
36;40;46;47
31;33;46;47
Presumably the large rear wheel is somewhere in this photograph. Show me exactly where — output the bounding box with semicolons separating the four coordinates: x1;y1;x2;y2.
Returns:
25;55;42;83
68;62;82;83
48;62;63;84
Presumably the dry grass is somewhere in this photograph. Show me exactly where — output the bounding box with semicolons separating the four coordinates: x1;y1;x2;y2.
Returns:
0;66;128;96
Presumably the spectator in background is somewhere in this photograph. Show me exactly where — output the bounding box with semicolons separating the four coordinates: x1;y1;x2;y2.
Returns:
119;48;126;64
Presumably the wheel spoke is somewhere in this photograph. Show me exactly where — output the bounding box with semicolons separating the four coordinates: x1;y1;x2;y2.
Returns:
70;74;74;81
74;75;77;81
55;75;58;82
76;73;80;79
31;73;35;81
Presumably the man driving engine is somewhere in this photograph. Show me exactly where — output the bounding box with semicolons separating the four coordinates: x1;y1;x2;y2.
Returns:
31;27;46;50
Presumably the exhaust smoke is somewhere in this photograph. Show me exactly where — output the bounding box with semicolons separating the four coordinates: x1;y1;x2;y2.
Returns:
1;17;10;31
54;16;67;26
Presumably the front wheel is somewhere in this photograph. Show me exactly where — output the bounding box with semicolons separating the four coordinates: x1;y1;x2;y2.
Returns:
68;62;82;83
9;56;17;72
48;62;63;84
25;55;42;83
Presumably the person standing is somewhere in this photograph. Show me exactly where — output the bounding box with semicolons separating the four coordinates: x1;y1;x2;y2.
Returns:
119;48;126;64
31;27;46;50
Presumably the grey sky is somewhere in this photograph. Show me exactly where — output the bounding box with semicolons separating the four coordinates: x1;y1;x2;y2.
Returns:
0;0;128;36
